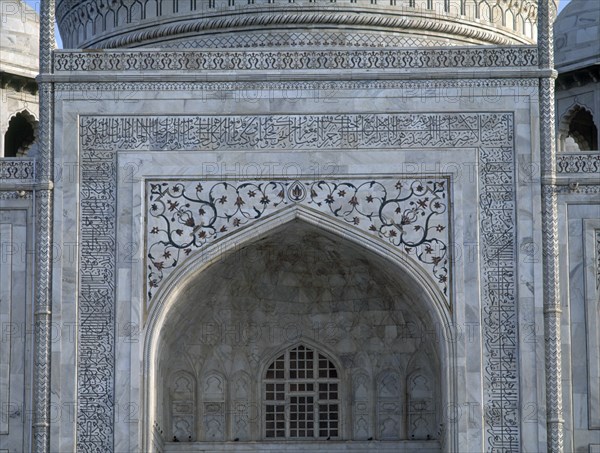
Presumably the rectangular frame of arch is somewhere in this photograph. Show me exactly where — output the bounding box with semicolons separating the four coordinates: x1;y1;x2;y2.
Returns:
77;111;518;452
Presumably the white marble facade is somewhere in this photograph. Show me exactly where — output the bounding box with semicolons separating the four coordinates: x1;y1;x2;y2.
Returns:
53;74;537;453
1;0;600;452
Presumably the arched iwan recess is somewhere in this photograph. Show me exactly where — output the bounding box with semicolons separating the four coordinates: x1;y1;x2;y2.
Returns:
143;206;454;452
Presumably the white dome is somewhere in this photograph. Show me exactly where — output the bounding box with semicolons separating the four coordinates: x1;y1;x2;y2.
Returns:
0;0;39;78
554;0;600;72
56;0;540;49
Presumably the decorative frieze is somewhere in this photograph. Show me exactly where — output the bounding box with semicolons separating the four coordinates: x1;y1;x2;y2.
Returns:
80;113;513;152
0;159;35;182
0;191;33;200
164;31;452;50
555;184;600;195
556;153;600;174
54;47;538;73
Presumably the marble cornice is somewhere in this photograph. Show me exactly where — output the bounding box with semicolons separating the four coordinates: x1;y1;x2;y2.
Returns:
45;68;548;84
0;72;39;95
50;47;540;81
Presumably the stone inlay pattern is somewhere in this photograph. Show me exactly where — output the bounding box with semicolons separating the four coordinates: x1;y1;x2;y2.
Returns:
80;113;512;152
78;149;117;452
146;178;449;300
0;159;35;182
556;153;600;174
478;145;519;451
78;111;517;452
55;48;538;73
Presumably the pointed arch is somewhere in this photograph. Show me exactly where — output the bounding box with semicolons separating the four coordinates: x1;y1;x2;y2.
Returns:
259;341;342;439
141;205;454;450
558;103;599;151
3;109;38;157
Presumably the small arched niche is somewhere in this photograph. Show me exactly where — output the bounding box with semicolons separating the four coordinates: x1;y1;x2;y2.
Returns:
559;105;599;151
3;110;37;157
149;219;449;452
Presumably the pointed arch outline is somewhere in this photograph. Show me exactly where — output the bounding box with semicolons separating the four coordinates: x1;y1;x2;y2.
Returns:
558;102;598;151
6;107;39;123
258;337;344;384
3;108;39;157
141;203;455;450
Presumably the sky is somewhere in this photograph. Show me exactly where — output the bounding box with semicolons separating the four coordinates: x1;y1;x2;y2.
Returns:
24;0;573;50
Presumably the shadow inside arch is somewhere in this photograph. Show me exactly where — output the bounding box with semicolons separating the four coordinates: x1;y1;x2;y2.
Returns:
142;204;455;451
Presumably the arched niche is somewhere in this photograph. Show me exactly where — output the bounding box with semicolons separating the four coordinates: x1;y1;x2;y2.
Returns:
558;104;599;151
167;370;196;442
406;345;440;441
142;208;454;452
3;110;38;157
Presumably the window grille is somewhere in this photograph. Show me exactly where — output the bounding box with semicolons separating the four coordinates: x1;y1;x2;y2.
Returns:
264;345;340;439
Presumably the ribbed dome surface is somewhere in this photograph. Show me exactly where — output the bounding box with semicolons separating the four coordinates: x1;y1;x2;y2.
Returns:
554;0;600;72
56;0;540;50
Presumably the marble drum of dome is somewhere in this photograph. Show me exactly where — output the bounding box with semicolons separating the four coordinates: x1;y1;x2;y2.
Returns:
57;0;539;49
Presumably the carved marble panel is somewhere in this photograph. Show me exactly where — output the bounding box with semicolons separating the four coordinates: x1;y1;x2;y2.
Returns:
0;223;12;436
377;370;402;440
0;212;29;451
202;373;226;441
170;371;196;442
352;371;371;440
231;371;252;441
406;353;437;441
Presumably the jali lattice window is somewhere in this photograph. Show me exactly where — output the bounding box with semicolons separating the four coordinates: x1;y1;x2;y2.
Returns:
264;344;340;439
